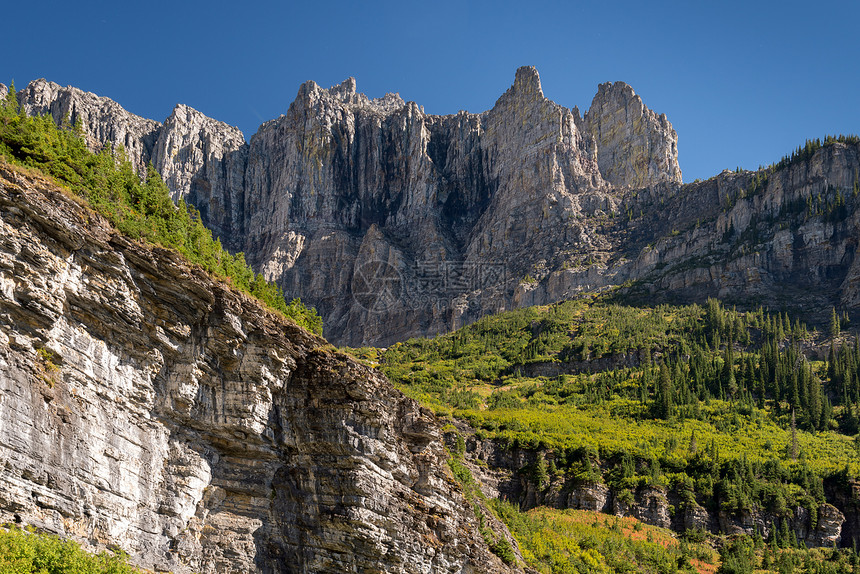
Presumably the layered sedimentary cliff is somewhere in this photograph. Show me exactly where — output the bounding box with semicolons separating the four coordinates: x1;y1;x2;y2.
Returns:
0;164;517;573
16;70;860;347
539;141;860;317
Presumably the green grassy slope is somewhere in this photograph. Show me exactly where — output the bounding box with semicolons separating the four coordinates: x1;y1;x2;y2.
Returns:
0;525;141;574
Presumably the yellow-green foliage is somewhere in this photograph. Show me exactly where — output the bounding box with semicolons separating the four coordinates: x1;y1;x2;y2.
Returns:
492;503;706;574
340;347;382;368
458;399;859;476
0;84;321;335
380;295;860;522
0;525;139;574
381;298;706;404
751;544;856;574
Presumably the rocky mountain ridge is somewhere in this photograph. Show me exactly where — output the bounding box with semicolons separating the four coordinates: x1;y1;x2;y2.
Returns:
13;69;682;346
0;163;517;573
14;71;860;347
6;70;860;570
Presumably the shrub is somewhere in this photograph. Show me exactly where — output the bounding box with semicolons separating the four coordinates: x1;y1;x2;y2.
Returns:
0;525;138;574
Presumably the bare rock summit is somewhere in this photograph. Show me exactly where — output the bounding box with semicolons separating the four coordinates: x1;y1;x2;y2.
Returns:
584;81;682;188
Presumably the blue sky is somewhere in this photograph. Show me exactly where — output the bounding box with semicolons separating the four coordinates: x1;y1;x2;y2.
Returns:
4;0;858;182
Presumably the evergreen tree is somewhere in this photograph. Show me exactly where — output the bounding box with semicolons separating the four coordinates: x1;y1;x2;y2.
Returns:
533;454;549;490
654;362;674;420
716;536;755;574
831;306;841;338
790;410;799;461
2;81;16;113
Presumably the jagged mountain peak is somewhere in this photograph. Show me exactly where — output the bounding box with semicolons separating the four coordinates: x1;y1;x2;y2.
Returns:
584;78;682;188
592;80;636;100
164;103;247;143
511;65;544;98
331;76;357;97
164;102;245;139
293;76;406;114
587;80;673;132
18;78;162;175
21;78;155;123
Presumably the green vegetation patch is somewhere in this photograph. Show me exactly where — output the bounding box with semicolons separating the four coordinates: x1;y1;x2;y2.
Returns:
493;503;710;574
369;295;860;531
0;525;140;574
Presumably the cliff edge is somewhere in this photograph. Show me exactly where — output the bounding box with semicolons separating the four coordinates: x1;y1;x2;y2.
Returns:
0;163;516;573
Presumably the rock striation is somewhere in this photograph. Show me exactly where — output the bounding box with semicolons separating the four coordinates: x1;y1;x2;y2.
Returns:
0;164;516;573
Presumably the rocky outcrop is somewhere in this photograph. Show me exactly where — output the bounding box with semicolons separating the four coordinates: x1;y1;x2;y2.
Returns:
457;433;848;548
583;81;682;188
18;79;161;174
630;486;672;529
16;81;248;250
0;164;516;573
151;105;248;250
621;142;860;315
567;483;610;512
515;139;860;330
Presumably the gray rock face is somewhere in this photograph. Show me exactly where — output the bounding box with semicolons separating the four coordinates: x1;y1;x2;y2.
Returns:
621;142;860;315
23;70;860;346
629;486;671;529
567;483;610;512
18;79;161;174
0;83;7;102
0;165;515;574
151;105;248;250
17;80;248;250
583;81;682;188
239;66;621;345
